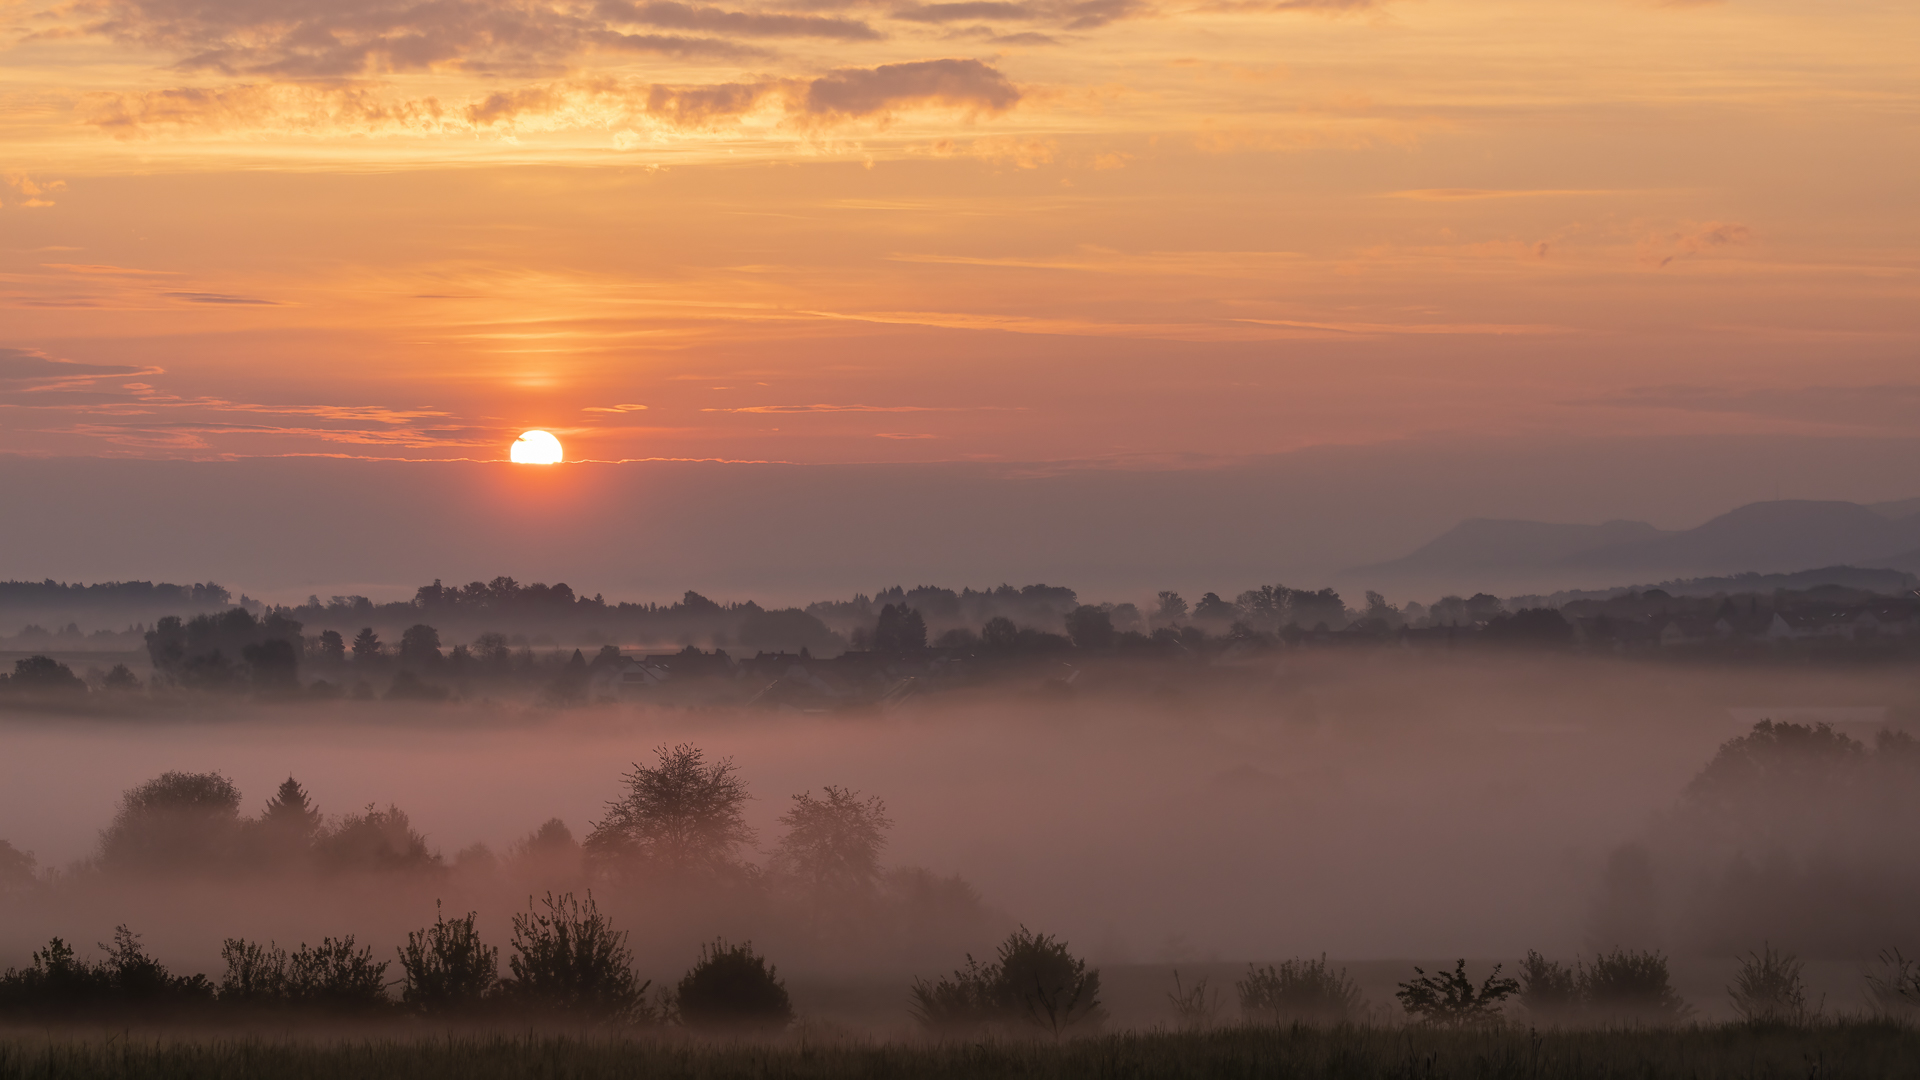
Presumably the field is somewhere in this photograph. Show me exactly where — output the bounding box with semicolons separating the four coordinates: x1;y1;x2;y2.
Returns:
4;1022;1918;1080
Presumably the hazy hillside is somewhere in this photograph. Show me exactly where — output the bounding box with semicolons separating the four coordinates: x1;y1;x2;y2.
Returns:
1355;498;1920;591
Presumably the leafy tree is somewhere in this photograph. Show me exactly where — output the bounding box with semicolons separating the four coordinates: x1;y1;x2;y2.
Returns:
8;655;84;693
772;786;892;894
502;891;646;1021
1395;960;1518;1028
397;624;443;667
1190;592;1237;625
585;744;754;877
99;771;243;873
316;804;439;873
872;603;928;653
398;903;498;1015
0;839;35;891
242;637;299;691
674;939;792;1031
1064;606;1116;650
910;954;997;1034
980;616;1020;651
102;663;141;691
990;927;1105;1037
1152;591;1189;626
316;629;346;665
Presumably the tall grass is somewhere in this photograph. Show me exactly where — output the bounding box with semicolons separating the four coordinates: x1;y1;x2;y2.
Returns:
3;1023;1920;1080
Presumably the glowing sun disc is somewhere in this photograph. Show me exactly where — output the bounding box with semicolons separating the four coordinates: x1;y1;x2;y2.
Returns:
510;430;563;464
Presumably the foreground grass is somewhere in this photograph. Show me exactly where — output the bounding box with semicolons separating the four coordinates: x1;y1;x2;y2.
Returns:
3;1022;1918;1080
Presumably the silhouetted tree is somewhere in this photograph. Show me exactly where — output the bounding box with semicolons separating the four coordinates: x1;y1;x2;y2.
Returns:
316;630;346;665
350;627;382;664
397;624;443;668
1064;606;1116;650
772;786;892;894
99;771;243;873
502;892;645;1021
101;664;141;691
316;804;439;873
8;655;85;693
398;903;498;1015
242;638;299;692
259;777;323;852
1152;591;1188;626
0;840;35;892
980;616;1019;652
872;604;927;653
585;744;754;877
1191;592;1237;626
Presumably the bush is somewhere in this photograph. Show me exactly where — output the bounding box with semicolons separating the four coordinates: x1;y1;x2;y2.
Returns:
0;929;212;1018
287;937;390;1012
1866;949;1920;1015
398;904;498;1015
1235;955;1363;1025
502;892;647;1022
1581;949;1691;1024
1166;971;1221;1031
1729;943;1813;1025
674;939;793;1032
911;929;1105;1038
989;927;1106;1037
909;955;997;1034
219;939;289;1004
1395;961;1518;1028
1519;950;1582;1026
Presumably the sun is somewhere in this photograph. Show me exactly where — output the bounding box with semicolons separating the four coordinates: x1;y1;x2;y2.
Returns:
510;430;564;464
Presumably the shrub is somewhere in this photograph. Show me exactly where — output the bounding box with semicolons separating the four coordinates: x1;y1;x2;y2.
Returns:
398;904;498;1015
909;955;997;1034
99;925;215;1005
1395;961;1519;1028
1518;950;1582;1026
1236;955;1363;1025
989;927;1105;1038
1866;949;1920;1015
674;939;793;1032
219;939;289;1004
1729;943;1813;1025
502;892;647;1022
911;928;1105;1038
316;804;440;873
287;937;390;1012
1167;971;1221;1031
0;929;211;1018
1581;949;1691;1024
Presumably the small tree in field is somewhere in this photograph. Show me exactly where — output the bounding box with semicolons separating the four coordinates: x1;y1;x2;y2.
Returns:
1518;950;1582;1026
584;744;754;878
1729;943;1812;1025
1581;948;1691;1024
398;903;498;1015
1395;961;1518;1028
219;939;289;1004
990;927;1105;1038
502;892;647;1022
674;940;792;1032
772;786;892;895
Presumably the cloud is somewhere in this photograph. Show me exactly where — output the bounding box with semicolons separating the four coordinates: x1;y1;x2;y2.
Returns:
79;0;765;79
583;403;651;412
801;58;1020;119
0;348;160;393
596;0;882;39
1640;221;1753;268
2;174;65;209
163;291;280;304
1385;188;1615;201
890;0;1147;27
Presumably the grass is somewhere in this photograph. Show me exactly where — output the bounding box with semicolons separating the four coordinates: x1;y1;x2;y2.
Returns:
2;1021;1919;1079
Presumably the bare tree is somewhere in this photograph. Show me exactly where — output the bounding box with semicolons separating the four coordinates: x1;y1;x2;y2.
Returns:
584;744;754;877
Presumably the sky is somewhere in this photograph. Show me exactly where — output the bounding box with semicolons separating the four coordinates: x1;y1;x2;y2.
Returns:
1;0;1917;598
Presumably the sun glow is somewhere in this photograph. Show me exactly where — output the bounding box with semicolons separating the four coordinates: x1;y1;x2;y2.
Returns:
510;430;563;464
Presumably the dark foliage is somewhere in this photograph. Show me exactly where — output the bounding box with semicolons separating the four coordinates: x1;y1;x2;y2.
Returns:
398;904;498;1015
1235;955;1364;1025
674;940;792;1032
501;892;647;1022
1395;960;1519;1028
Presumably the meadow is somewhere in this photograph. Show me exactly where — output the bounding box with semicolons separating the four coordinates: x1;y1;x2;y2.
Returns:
4;1022;1919;1080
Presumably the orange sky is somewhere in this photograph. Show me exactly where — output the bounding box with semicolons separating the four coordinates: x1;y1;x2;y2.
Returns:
3;0;1917;464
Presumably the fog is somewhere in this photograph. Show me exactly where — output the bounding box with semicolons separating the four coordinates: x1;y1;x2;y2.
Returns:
7;652;1911;1024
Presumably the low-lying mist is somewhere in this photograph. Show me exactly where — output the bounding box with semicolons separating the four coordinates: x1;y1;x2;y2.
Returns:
3;652;1915;1015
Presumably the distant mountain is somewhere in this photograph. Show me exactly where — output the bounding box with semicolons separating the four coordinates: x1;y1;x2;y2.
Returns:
1561;500;1920;575
1353;518;1673;576
1868;496;1920;519
1355;498;1920;582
